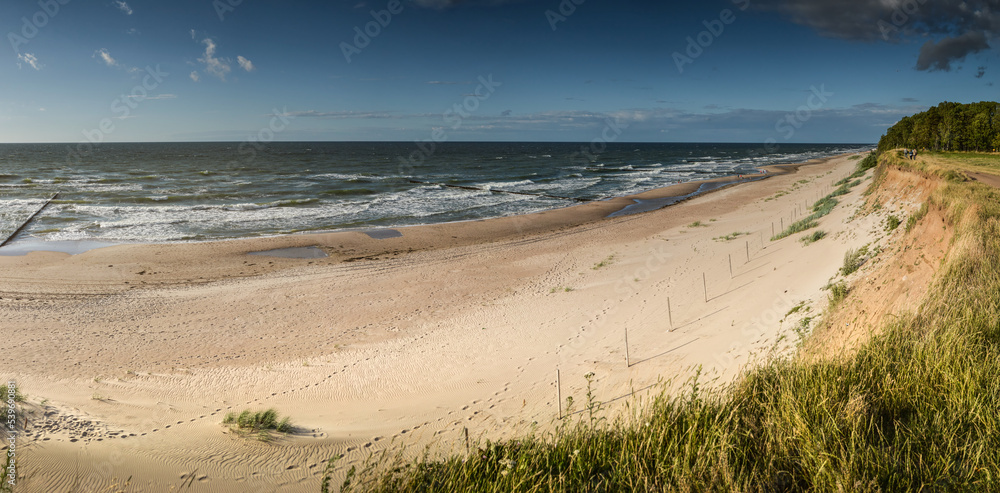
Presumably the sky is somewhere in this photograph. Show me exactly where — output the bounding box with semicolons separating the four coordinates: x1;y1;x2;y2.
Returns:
1;0;997;144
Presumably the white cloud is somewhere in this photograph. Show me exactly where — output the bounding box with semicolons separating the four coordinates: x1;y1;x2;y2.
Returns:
114;1;133;15
237;56;255;72
17;53;42;70
190;71;200;82
197;38;231;81
95;49;118;67
190;29;197;40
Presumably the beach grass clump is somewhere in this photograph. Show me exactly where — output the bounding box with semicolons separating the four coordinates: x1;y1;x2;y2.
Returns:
0;385;24;403
223;408;292;440
840;246;870;276
592;255;615;270
799;230;827;245
906;203;928;233
330;151;1000;492
713;231;748;242
828;281;849;307
885;214;902;232
687;220;708;228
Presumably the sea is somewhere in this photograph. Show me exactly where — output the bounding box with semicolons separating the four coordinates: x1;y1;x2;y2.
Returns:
0;142;871;247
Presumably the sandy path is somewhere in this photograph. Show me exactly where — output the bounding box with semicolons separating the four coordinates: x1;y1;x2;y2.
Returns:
1;154;877;492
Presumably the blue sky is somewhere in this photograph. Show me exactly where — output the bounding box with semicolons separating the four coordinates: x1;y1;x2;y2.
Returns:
1;0;997;143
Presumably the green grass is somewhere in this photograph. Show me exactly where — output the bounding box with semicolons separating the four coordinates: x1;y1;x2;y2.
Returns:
687;220;708;228
592;255;615;270
800;230;827;245
906;203;929;233
885;214;901;232
330;151;1000;492
770;161;874;242
713;231;748;242
223;408;292;441
841;245;870;276
828;281;849;308
0;385;24;403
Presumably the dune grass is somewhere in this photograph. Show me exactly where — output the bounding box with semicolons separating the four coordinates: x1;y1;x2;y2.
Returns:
769;156;875;242
713;231;748;242
800;230;827;245
223;408;292;441
328;151;1000;492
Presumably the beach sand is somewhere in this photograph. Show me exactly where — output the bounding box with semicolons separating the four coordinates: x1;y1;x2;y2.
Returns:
2;153;880;492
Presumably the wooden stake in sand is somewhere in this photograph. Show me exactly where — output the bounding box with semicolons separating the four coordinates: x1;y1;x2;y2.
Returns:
557;369;562;420
746;241;750;263
667;297;674;331
729;254;733;278
624;327;630;367
702;272;708;302
0;193;59;248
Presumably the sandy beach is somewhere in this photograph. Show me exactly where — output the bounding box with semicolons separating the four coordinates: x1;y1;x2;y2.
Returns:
2;152;893;492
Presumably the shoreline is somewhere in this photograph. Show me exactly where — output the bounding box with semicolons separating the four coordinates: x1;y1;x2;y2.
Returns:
0;153;851;263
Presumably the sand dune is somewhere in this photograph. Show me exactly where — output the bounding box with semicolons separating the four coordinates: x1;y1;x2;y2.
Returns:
1;153;889;492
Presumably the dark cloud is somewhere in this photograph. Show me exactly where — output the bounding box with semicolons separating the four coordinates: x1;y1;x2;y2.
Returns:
501;109;512;116
901;97;919;102
756;0;998;72
976;65;987;78
916;31;991;71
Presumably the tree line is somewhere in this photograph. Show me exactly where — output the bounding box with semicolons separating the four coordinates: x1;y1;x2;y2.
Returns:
877;101;1000;154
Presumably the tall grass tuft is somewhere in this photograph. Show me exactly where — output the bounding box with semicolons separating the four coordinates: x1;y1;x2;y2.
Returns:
223;408;292;440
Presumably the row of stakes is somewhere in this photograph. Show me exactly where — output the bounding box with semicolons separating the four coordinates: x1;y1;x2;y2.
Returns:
555;174;856;419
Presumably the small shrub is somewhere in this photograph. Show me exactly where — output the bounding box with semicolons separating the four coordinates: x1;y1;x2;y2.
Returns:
841;246;869;276
829;281;849;307
906;203;929;233
886;215;901;232
223;408;293;436
800;230;827;245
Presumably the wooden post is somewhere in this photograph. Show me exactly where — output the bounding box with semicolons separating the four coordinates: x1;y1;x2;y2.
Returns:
0;193;59;248
771;222;774;237
702;273;708;303
624;328;630;367
557;369;562;419
781;217;784;230
667;297;673;331
746;241;750;263
728;254;732;278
